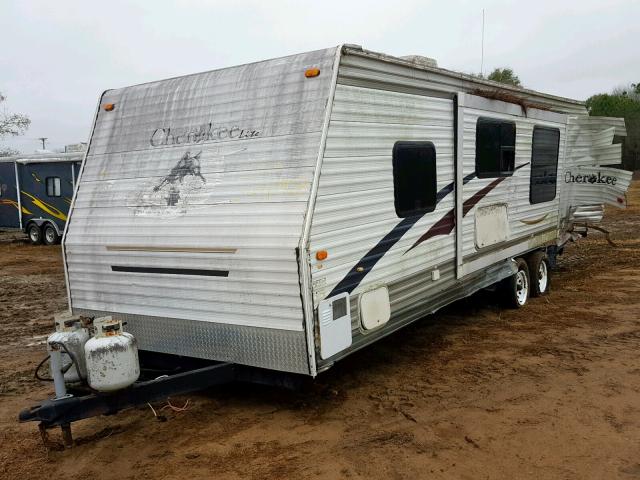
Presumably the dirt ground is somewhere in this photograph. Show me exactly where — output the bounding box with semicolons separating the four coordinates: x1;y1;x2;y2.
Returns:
1;183;639;480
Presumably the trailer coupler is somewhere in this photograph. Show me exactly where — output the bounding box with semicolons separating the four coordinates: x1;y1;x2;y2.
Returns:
20;361;304;449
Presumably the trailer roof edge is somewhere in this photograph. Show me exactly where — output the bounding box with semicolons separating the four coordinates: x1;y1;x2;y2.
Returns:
0;152;85;164
341;45;585;111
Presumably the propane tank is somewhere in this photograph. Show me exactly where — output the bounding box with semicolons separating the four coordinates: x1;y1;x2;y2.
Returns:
85;316;140;392
47;312;90;386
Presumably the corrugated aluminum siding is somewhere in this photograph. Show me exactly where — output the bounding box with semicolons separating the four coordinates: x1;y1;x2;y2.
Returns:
309;53;576;368
311;84;455;295
562;116;628;225
340;48;588;116
309;82;459;365
460;106;566;259
65;48;338;373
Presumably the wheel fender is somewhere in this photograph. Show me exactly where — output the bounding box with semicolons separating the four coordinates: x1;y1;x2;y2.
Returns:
29;219;61;236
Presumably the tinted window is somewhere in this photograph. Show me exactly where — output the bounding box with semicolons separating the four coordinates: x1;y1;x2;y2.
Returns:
46;177;61;197
530;126;560;204
476;118;516;178
392;141;437;217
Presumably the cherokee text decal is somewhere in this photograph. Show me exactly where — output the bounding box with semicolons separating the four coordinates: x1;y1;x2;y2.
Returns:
565;170;618;185
150;123;260;147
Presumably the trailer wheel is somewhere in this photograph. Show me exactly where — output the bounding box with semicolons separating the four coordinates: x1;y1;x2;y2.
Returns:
43;224;60;246
27;224;43;245
527;251;550;297
502;257;530;308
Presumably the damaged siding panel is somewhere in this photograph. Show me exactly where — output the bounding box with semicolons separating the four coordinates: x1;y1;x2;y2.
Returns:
563;115;628;226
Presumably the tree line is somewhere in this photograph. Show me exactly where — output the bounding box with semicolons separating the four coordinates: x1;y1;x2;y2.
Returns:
0;92;30;157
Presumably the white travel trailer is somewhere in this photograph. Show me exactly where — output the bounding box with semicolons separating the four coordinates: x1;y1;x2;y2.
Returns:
60;45;632;380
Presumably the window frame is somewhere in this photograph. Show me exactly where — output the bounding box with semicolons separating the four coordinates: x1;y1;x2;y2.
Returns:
529;125;560;205
475;117;517;179
392;141;437;218
45;176;62;197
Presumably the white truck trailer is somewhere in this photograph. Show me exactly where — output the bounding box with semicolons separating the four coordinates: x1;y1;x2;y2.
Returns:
21;45;632;444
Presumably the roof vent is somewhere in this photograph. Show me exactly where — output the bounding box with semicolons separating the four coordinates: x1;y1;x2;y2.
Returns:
400;55;438;68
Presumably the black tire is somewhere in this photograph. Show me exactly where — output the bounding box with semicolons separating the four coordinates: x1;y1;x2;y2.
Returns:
501;257;530;309
27;224;42;245
43;224;60;246
527;250;551;297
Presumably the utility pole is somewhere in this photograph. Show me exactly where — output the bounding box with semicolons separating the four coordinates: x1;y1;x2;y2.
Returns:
38;137;47;150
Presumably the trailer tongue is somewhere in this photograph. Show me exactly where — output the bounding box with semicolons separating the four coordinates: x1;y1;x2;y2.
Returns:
21;320;304;450
21;361;236;449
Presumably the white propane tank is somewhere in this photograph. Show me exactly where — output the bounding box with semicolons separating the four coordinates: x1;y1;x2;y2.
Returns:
85;316;140;392
48;312;90;384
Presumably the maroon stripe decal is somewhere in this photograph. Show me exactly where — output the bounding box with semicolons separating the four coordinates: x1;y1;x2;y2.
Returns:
404;210;455;253
405;163;529;253
463;177;506;216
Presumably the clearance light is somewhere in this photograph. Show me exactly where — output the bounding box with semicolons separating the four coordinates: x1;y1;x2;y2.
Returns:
305;68;321;78
316;250;328;261
103;103;115;111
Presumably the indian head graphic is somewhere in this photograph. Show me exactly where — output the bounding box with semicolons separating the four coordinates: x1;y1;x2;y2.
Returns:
132;150;208;217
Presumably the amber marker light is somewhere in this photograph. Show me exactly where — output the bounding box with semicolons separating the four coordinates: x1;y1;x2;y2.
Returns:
103;103;115;111
305;68;321;78
316;250;328;261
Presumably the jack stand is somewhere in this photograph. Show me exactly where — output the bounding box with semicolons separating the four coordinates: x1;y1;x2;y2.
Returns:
61;423;73;448
38;422;74;451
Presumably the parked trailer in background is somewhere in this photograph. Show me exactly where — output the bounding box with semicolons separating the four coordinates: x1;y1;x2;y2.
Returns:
21;45;633;444
0;151;84;244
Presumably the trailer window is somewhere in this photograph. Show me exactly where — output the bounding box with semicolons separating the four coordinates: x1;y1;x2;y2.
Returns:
475;118;516;178
530;126;560;204
46;177;61;197
392;141;437;217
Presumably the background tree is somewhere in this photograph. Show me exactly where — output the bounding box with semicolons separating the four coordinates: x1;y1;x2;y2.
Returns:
0;146;21;157
0;92;31;157
486;68;522;87
611;82;640;101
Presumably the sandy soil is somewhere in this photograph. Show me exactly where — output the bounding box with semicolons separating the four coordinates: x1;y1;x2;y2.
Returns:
1;183;639;480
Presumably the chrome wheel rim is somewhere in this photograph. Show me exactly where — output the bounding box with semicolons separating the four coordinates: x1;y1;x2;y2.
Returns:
538;261;548;293
515;269;528;305
45;228;55;244
29;228;39;242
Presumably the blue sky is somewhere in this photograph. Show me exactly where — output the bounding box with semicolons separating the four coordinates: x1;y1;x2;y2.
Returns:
1;0;639;152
